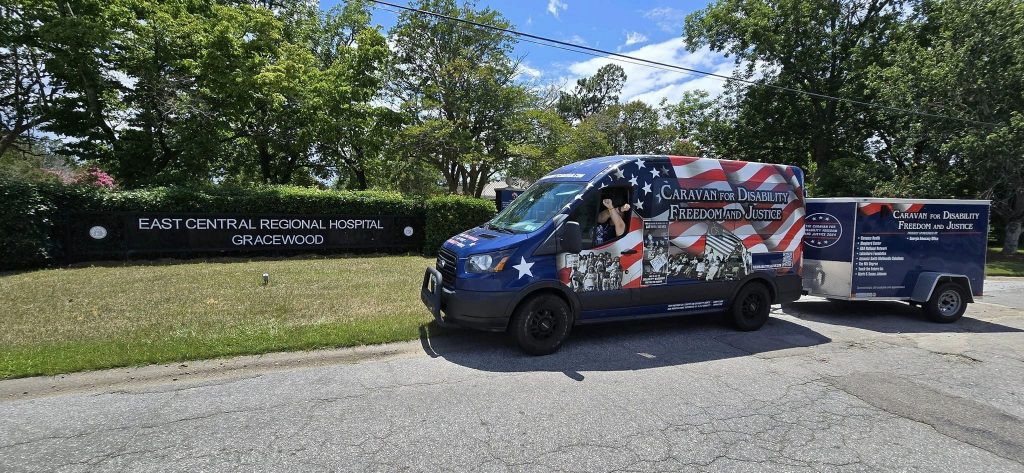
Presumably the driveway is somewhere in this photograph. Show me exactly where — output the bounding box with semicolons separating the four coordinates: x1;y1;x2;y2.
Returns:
2;283;1024;472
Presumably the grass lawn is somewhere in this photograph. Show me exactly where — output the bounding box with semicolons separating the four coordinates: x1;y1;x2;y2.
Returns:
3;247;1019;380
987;248;1024;277
0;255;438;379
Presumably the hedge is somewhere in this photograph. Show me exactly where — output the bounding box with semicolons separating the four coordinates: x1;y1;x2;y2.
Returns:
424;195;497;255
0;176;60;270
0;178;498;270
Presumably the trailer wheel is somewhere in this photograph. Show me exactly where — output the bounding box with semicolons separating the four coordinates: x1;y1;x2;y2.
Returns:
924;282;967;323
510;293;572;356
728;282;771;331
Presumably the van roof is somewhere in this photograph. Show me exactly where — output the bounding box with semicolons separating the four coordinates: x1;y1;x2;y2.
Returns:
542;155;802;184
541;155;665;182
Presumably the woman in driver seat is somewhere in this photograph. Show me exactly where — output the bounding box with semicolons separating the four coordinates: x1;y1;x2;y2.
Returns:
594;188;630;246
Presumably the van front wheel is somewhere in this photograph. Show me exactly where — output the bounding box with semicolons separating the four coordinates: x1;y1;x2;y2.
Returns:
510;294;572;356
728;283;771;331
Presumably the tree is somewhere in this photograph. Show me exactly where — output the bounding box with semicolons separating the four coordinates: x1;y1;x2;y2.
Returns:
506;108;612;185
389;0;531;197
556;64;627;123
660;91;730;157
684;0;910;189
506;109;572;185
37;0;223;187
312;1;400;190
0;0;62;158
557;120;613;169
871;0;1024;253
198;3;326;185
589;100;673;155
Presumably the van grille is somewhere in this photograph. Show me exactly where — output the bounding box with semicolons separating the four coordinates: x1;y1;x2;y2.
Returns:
436;247;457;287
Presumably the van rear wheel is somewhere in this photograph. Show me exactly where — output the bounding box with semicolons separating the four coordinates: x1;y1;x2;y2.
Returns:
510;294;573;356
728;283;771;331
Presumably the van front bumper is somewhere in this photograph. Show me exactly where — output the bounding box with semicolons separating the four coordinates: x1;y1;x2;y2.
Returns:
420;267;514;332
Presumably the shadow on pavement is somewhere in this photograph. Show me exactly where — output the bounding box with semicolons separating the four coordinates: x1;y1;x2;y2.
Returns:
419;313;831;376
781;300;1023;334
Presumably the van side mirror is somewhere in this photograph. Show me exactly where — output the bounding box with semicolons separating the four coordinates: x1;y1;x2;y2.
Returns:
560;221;582;254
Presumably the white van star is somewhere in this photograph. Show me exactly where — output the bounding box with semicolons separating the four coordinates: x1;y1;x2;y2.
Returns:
512;257;534;279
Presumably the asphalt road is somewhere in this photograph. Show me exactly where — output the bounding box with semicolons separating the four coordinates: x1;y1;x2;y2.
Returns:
3;283;1024;472
982;277;1024;310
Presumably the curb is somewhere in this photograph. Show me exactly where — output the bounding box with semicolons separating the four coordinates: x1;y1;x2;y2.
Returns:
0;340;426;402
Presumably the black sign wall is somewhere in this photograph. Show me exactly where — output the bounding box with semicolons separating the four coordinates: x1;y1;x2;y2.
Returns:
67;213;424;260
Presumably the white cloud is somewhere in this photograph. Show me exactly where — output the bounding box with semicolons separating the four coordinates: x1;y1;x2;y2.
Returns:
642;7;688;34
547;0;567;19
563;37;738;105
518;63;543;79
623;31;648;47
568;34;587;46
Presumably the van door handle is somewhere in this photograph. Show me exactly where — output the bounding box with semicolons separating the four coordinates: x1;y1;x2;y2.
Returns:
620;249;637;255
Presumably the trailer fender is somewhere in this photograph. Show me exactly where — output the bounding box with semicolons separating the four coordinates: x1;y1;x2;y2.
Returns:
910;272;974;304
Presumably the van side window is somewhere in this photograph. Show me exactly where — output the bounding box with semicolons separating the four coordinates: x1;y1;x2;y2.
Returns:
569;191;599;249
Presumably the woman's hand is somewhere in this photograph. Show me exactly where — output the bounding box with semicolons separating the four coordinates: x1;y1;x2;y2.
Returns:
620;203;631;212
602;198;614;209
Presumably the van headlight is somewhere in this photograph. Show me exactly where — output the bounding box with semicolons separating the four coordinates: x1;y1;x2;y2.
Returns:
466;250;512;273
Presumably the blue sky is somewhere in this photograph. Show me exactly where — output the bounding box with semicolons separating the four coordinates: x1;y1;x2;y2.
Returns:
319;0;737;104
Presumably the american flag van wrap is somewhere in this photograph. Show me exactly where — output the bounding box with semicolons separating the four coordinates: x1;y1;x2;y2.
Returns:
558;156;805;292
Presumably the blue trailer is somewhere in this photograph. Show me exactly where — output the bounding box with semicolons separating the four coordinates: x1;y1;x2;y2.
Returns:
802;198;990;322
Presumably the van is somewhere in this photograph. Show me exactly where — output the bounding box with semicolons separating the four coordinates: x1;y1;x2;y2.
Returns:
422;155;806;354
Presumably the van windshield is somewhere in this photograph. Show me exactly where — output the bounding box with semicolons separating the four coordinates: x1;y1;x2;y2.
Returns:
489;182;584;234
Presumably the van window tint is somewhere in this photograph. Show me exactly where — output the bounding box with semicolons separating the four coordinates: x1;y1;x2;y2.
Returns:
570;192;599;248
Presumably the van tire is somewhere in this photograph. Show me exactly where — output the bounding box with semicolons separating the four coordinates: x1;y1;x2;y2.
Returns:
510;294;573;356
924;282;967;323
728;282;771;331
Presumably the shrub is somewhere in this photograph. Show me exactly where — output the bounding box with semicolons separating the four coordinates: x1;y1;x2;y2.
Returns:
424;195;496;255
75;167;116;189
0;175;60;270
60;185;419;215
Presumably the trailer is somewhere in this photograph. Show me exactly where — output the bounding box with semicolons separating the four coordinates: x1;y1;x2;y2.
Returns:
801;197;990;322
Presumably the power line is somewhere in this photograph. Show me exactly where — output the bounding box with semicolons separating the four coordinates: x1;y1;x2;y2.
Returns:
371;3;708;82
365;0;998;127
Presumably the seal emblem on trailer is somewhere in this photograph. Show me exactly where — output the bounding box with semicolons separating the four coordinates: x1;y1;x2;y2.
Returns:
804;213;842;249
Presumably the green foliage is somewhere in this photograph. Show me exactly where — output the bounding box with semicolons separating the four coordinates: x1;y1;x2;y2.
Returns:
0;1;58;159
506;109;613;184
660;91;726;157
806;157;890;198
865;0;1024;250
684;0;910;183
423;195;496;255
0;174;60;269
592;100;674;155
314;2;400;191
389;0;532;196
64;185;418;215
37;0;224;187
556;64;627;123
4;0;1022;248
